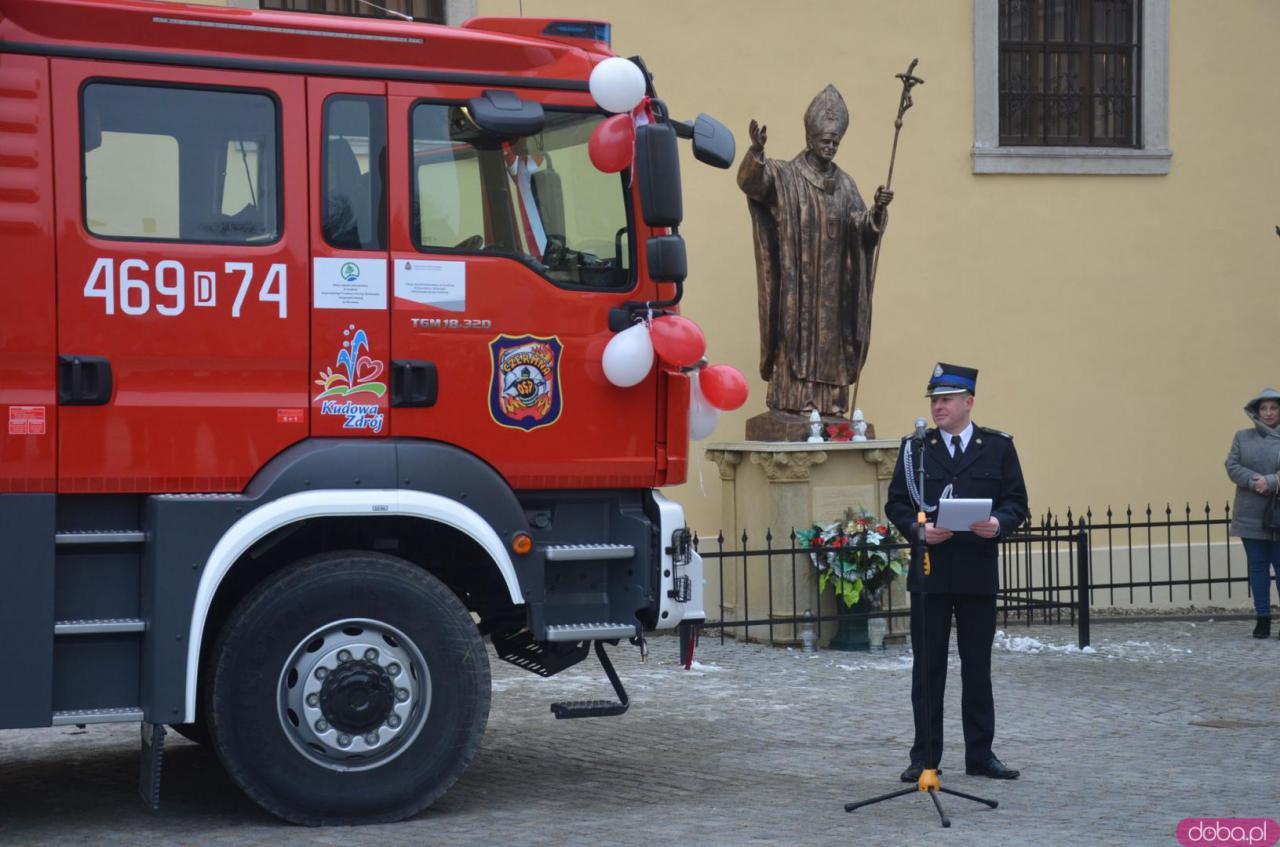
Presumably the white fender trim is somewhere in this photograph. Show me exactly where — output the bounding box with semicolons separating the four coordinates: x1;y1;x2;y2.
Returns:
652;491;704;628
183;489;523;722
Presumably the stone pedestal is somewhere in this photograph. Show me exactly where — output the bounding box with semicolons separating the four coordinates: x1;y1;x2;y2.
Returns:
703;440;907;645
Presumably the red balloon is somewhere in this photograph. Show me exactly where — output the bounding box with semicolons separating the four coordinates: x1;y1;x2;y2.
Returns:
699;364;749;411
649;315;706;368
588;113;635;173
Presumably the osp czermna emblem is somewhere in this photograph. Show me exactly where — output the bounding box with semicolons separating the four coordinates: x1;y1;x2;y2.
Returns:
488;334;563;431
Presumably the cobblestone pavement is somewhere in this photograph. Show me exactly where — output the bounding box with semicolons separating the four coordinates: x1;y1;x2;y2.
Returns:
2;620;1278;847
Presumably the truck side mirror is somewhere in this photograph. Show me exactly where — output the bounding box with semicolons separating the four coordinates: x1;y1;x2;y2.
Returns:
634;122;682;228
646;234;686;283
466;90;545;138
690;113;735;169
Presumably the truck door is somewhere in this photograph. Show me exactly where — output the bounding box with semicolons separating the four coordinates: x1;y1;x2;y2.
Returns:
307;80;391;438
387;87;656;488
50;62;309;492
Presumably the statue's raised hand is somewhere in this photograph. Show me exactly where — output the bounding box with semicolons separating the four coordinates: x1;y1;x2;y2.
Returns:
748;119;767;153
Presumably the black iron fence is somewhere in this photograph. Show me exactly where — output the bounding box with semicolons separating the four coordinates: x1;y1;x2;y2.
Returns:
681;501;1249;657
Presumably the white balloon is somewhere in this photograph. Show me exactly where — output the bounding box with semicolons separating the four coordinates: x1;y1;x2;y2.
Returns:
602;322;654;388
688;373;721;441
589;57;646;114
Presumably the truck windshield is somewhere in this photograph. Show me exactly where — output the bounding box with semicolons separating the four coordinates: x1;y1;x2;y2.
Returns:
411;104;631;289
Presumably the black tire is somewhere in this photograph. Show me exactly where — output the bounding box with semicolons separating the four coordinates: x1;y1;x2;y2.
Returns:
208;551;491;825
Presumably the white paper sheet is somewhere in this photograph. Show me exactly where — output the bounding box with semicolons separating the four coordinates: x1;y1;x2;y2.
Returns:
313;257;387;310
394;259;466;312
935;498;993;531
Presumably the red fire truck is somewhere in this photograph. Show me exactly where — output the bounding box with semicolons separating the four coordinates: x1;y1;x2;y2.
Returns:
0;0;734;824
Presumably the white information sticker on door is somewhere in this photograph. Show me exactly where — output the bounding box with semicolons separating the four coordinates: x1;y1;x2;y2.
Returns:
314;258;387;310
394;259;466;312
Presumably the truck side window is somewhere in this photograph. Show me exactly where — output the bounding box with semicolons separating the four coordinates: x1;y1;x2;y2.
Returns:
82;83;279;244
410;103;631;289
322;96;387;251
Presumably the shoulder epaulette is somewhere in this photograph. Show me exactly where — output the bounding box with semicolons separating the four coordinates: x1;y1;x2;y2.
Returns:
978;425;1013;440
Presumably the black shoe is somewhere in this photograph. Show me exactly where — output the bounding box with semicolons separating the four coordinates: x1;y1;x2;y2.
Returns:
965;756;1020;780
1253;617;1271;639
900;762;940;783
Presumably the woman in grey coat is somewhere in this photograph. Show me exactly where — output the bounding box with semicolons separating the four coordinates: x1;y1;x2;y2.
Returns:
1225;388;1280;638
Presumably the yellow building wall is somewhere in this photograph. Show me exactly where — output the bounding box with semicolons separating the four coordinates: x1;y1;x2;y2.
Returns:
478;0;1280;535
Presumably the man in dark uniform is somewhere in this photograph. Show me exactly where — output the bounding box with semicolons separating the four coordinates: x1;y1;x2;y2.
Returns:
885;363;1029;783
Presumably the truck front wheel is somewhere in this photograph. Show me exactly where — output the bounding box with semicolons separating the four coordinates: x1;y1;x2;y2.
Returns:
208;551;491;825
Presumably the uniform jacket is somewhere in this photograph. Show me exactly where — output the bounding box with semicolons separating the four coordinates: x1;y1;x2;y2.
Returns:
1225;387;1280;540
885;424;1030;595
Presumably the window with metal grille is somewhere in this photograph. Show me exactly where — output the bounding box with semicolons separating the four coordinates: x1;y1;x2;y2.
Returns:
258;0;445;24
998;0;1141;147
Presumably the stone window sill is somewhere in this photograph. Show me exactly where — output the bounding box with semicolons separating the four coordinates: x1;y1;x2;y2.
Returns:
971;146;1172;175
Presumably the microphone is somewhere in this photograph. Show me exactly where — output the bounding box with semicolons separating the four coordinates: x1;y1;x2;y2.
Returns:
913;417;927;442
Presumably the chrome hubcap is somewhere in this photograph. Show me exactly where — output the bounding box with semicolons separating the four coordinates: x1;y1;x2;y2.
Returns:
278;618;430;772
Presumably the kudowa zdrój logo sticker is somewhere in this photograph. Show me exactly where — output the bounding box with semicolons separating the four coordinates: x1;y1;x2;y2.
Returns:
488;335;563;431
314;324;387;433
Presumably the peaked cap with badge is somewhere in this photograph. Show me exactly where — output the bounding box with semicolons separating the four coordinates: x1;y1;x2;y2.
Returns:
925;362;979;397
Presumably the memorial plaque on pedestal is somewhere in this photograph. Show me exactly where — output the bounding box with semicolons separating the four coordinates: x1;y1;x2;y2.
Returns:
812;484;878;524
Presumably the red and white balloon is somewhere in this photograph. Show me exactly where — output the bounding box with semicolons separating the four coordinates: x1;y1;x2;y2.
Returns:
600;315;748;443
601;322;654;388
587;58;648;174
588;113;636;174
588;57;646;114
688;372;720;441
698;364;749;411
649;315;706;368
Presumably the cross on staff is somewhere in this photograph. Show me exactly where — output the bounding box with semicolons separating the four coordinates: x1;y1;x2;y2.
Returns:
885;58;925;191
851;58;924;418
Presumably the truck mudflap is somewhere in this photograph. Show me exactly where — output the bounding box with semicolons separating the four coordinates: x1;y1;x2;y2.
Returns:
651;491;704;629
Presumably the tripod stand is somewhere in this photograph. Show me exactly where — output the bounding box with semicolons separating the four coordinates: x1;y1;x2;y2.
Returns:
842;435;998;827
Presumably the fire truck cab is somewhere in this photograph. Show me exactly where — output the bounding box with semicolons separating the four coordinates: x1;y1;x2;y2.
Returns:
0;0;729;824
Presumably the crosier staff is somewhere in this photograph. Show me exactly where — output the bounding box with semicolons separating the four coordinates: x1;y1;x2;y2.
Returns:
851;58;924;416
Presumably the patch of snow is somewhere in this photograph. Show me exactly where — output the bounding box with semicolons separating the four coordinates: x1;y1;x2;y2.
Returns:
833;655;914;672
992;630;1191;662
994;631;1081;654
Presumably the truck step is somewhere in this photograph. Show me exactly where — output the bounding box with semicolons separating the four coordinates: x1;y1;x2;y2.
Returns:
550;699;629;719
55;618;146;635
549;641;630;720
52;707;144;726
55;529;146;545
545;622;636;642
544;543;635;561
492;629;590;677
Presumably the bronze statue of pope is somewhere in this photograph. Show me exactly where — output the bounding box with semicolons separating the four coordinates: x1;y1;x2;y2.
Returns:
738;85;892;436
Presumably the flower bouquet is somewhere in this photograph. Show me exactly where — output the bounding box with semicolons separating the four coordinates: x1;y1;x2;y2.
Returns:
796;507;908;608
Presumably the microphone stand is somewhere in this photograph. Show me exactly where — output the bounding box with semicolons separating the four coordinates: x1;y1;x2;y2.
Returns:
843;428;998;827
